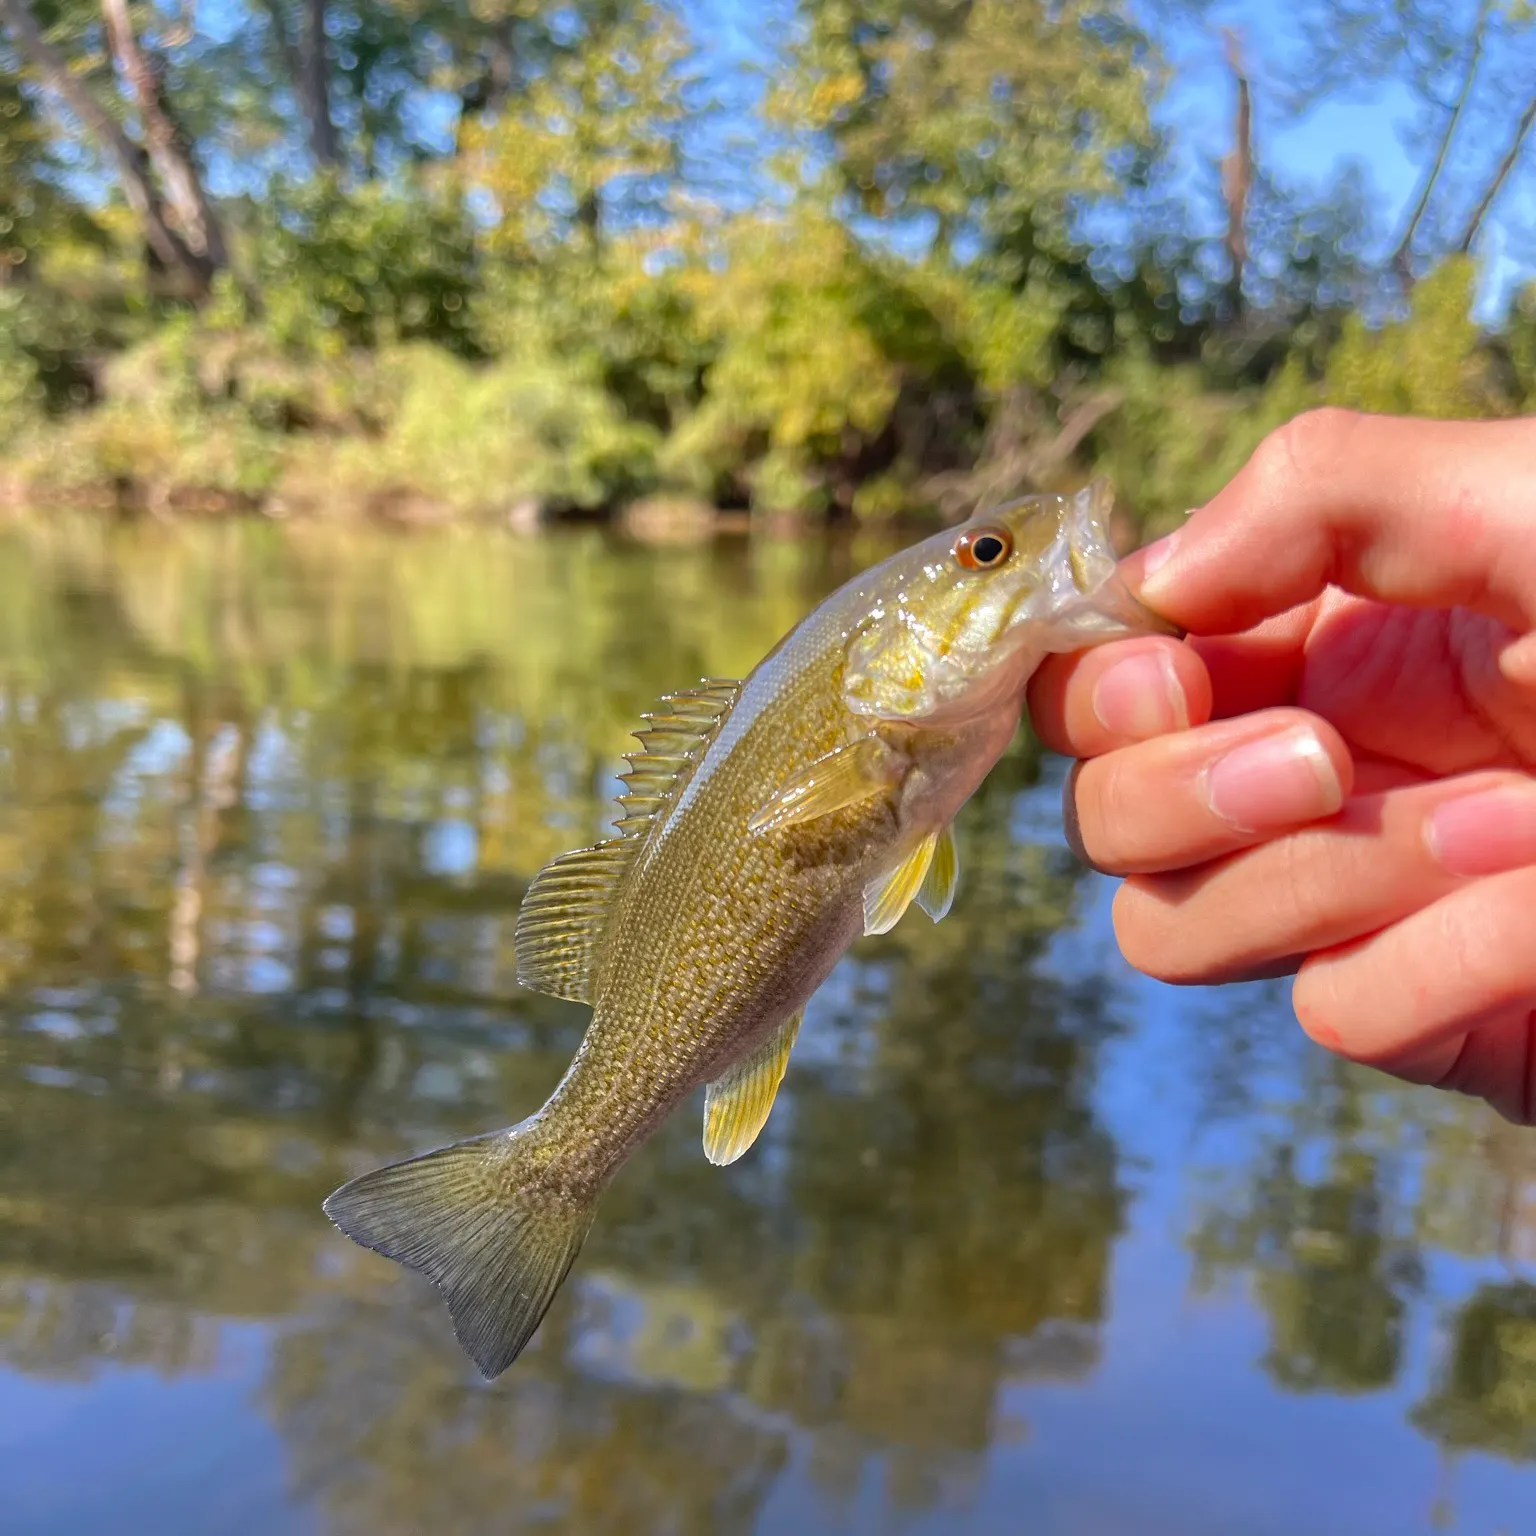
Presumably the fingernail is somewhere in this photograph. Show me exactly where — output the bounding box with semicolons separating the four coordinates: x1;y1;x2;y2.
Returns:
1202;727;1343;833
1499;632;1536;689
1092;650;1189;739
1427;783;1536;876
1136;530;1182;599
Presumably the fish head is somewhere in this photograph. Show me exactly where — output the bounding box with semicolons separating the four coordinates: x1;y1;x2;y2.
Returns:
842;478;1178;726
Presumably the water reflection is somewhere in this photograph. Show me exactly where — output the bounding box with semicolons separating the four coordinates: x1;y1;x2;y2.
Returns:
1;517;1534;1534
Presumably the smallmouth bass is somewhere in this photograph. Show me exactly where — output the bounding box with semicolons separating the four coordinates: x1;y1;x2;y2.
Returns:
324;480;1174;1377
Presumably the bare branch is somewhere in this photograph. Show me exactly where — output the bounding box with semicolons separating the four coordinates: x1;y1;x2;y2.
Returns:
1457;95;1536;256
1390;0;1491;289
1220;27;1253;317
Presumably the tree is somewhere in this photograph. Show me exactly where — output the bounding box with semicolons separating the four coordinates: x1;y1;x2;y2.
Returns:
0;0;223;296
784;0;1157;266
1276;0;1536;290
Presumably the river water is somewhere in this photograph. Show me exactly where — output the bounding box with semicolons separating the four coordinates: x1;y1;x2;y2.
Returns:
0;517;1532;1535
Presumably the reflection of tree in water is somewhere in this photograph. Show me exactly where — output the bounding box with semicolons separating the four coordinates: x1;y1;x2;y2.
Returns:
268;1272;789;1536
1412;1281;1536;1466
1187;1056;1424;1395
0;521;1127;1531
262;757;1126;1531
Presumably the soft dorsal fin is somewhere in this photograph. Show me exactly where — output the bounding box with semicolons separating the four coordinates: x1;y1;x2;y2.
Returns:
514;677;741;1004
514;839;635;1003
702;1008;804;1166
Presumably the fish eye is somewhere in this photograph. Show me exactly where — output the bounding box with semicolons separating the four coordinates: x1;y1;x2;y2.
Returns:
953;526;1013;571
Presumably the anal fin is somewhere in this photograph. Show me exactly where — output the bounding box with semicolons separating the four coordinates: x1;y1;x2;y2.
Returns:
702;1010;804;1166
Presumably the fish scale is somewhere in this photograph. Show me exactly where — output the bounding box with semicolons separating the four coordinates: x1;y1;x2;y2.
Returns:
322;478;1176;1379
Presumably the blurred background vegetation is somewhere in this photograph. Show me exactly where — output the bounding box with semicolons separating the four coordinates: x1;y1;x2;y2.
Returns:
1;0;1534;533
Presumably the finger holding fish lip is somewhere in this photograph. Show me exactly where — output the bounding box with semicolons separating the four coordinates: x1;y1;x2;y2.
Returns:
1110;770;1536;986
1026;635;1211;757
1062;707;1352;877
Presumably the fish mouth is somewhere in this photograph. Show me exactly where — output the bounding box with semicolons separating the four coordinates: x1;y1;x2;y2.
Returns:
1002;479;1182;650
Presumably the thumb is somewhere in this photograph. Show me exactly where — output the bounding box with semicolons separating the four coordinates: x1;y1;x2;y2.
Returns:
1121;410;1536;643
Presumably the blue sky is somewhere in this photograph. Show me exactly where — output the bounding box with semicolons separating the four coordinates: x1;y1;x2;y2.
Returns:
1148;0;1534;318
684;0;1535;319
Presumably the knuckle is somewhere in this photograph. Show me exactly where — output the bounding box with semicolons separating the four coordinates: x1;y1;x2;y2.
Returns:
1254;407;1359;496
1254;832;1320;941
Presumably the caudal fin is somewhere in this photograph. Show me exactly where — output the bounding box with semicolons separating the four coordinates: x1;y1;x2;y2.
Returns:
322;1125;596;1379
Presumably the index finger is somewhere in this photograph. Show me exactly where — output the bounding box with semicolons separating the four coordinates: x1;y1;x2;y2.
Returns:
1027;608;1313;759
1027;635;1211;758
1124;411;1536;639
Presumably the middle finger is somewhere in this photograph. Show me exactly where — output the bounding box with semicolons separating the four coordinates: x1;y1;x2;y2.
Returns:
1065;708;1352;875
1113;770;1536;986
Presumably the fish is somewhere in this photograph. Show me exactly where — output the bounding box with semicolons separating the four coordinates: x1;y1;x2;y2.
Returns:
322;478;1175;1378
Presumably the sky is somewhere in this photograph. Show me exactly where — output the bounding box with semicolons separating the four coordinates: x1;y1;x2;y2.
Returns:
1147;0;1534;319
686;0;1535;321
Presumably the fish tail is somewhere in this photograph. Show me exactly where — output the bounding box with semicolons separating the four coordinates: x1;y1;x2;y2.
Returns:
322;1120;596;1379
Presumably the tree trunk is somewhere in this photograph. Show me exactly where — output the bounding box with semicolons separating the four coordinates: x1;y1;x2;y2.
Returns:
100;0;228;272
0;0;213;296
300;0;340;167
1220;29;1252;319
455;22;517;153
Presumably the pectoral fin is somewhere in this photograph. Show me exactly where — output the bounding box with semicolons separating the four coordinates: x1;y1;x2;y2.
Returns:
916;822;958;922
748;736;903;834
863;831;938;935
702;1010;804;1166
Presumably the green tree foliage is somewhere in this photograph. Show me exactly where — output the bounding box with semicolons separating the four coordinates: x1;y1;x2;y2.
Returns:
782;0;1157;257
0;0;1533;524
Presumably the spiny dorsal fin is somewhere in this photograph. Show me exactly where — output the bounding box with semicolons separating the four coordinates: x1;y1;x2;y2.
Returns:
614;678;741;843
702;1009;804;1166
514;678;742;1005
514;839;635;1003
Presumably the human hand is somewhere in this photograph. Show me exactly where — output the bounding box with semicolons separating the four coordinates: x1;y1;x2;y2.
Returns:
1026;410;1536;1123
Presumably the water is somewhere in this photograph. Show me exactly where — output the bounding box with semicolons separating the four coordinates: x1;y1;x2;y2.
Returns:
0;517;1533;1536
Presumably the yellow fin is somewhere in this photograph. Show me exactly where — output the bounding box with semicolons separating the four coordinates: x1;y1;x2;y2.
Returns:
863;832;937;936
748;735;903;834
916;822;959;922
514;840;634;1003
702;1010;804;1166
